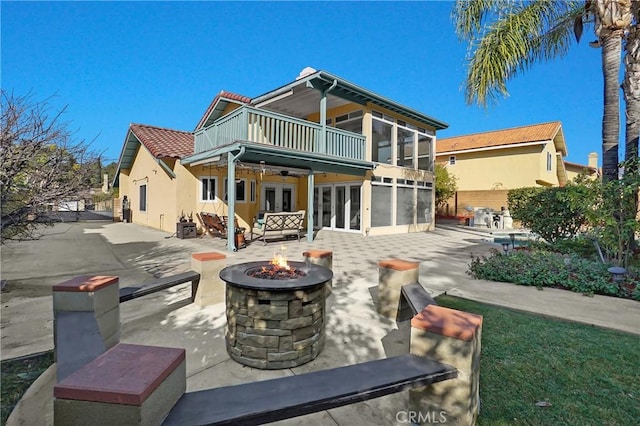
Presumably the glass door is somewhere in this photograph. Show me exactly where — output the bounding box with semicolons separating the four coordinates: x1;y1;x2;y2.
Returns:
261;184;295;212
314;183;361;232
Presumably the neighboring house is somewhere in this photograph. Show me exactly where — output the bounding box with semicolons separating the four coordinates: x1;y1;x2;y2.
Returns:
434;122;598;216
114;67;448;250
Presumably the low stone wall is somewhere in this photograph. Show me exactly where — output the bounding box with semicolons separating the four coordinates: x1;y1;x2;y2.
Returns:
225;282;327;369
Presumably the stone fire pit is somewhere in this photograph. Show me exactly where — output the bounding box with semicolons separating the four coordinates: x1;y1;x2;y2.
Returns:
220;261;332;369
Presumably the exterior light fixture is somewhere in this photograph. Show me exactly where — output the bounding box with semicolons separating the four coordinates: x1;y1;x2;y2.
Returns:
607;266;627;283
501;242;510;254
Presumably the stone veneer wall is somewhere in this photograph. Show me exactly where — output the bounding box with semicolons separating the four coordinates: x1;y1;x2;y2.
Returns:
225;282;327;369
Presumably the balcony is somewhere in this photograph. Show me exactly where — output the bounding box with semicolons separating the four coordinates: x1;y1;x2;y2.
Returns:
194;106;366;161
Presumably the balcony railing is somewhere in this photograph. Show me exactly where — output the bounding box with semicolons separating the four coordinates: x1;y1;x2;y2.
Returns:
194;106;366;161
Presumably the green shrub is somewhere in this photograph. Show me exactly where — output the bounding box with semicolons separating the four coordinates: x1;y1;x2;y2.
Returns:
508;184;595;243
468;248;638;299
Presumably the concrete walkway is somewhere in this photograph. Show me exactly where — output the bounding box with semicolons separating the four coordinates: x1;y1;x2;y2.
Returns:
2;221;638;425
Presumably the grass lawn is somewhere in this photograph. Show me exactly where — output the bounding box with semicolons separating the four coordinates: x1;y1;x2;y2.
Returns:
0;350;53;425
436;295;639;425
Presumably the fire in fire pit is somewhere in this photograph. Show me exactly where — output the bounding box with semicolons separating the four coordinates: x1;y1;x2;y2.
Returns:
246;252;308;280
219;250;332;369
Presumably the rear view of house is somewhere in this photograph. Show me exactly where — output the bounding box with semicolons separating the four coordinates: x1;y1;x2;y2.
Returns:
114;68;448;250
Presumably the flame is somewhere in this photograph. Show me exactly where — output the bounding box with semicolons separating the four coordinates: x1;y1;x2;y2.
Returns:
270;245;290;270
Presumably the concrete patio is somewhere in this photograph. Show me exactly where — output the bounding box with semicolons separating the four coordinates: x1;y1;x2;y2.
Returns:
2;221;638;425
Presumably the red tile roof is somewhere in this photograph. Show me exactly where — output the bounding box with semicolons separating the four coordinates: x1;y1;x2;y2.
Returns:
194;90;252;130
437;121;562;154
130;124;194;158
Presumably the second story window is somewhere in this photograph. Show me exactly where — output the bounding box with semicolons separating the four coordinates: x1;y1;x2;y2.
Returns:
449;156;456;166
417;133;433;171
397;125;414;168
335;110;363;134
547;152;552;171
372;117;393;164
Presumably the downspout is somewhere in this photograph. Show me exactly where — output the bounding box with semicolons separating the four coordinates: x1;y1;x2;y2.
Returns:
227;146;245;252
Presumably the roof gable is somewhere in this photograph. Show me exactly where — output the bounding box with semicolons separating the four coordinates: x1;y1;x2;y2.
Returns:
130;123;194;158
437;121;563;154
194;91;251;130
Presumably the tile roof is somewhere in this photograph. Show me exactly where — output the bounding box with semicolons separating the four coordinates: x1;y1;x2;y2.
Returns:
130;124;194;158
436;121;562;154
194;90;252;130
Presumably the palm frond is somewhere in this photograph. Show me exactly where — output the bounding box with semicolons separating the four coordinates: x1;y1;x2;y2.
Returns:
455;0;586;106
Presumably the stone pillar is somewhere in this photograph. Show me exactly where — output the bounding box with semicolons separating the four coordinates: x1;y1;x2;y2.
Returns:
53;275;120;382
377;259;419;319
191;252;227;306
303;249;333;294
409;305;483;426
54;343;186;426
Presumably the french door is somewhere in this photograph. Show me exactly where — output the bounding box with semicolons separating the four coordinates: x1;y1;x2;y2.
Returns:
261;183;295;212
313;183;361;231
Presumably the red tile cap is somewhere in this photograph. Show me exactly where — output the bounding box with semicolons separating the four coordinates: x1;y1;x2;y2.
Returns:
53;276;119;292
378;259;418;271
54;344;185;406
411;305;483;342
192;252;226;261
303;250;333;258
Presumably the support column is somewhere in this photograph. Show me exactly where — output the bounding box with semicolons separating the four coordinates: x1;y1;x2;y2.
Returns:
303;249;333;293
227;153;236;252
307;170;314;242
52;275;120;381
409;305;483;425
376;259;419;319
191;252;227;306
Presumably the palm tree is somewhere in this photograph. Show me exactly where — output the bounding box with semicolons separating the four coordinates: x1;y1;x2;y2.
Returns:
622;1;639;168
452;0;633;183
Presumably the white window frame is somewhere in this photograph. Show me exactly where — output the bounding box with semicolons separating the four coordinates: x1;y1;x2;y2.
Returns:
139;184;147;212
546;152;552;172
250;180;256;202
224;178;247;203
200;176;218;203
449;155;456;166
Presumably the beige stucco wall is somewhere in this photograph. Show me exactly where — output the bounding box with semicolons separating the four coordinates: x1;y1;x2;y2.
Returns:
436;142;560;192
121;145;179;231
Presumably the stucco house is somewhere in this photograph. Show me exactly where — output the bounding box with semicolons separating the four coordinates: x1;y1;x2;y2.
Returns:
114;68;448;250
434;122;599;216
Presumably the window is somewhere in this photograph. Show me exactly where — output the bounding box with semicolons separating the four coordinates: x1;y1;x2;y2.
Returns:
371;184;392;226
546;152;552;171
201;177;217;202
139;184;147;212
335;110;363;134
396;181;414;225
250;180;256;202
417;187;432;224
372;118;393;164
224;178;246;202
417;134;433;171
397;126;414;168
449;156;456;166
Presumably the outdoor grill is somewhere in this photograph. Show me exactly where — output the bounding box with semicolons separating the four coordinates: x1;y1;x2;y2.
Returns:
220;260;332;369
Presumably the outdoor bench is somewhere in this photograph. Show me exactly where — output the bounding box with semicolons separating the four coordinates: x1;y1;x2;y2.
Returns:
397;282;438;322
162;354;457;425
118;270;201;303
250;210;305;245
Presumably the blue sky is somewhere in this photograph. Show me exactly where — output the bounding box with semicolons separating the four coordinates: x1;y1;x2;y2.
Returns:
3;1;612;166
